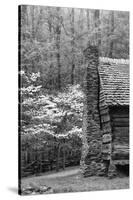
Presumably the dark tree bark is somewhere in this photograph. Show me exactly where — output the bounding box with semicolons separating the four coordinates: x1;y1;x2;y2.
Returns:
56;143;60;172
21;5;28;26
109;11;115;58
71;8;75;85
31;6;35;40
94;10;101;48
47;8;54;87
62;149;66;170
55;7;61;90
86;10;90;35
62;140;66;170
79;9;84;31
20;5;28;42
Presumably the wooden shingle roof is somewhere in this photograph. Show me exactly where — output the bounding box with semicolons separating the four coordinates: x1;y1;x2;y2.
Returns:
98;58;129;106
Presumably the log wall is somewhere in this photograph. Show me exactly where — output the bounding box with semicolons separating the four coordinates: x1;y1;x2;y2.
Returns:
109;106;129;162
99;88;112;161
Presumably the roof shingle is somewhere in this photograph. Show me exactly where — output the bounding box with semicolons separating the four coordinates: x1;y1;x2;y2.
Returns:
98;58;129;106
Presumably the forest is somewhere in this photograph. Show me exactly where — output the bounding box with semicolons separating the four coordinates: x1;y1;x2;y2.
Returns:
19;5;129;177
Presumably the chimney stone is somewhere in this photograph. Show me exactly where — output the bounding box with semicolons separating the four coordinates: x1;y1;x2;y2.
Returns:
81;45;107;176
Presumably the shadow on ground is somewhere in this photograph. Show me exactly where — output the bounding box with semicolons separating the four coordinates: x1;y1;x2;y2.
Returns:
8;187;18;194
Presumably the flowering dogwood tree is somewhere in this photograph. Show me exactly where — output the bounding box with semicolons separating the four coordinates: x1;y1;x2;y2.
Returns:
20;68;84;172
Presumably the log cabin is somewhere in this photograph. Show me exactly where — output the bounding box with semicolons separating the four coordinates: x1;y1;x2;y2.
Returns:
81;45;129;177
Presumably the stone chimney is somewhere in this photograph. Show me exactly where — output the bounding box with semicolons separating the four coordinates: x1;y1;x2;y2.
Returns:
80;45;106;176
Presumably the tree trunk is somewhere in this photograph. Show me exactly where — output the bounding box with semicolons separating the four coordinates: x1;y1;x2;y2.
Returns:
86;9;90;38
71;8;75;85
62;141;66;170
109;11;114;58
21;5;28;27
56;143;60;172
94;10;101;49
31;6;35;40
55;7;61;90
63;149;65;170
48;9;54;87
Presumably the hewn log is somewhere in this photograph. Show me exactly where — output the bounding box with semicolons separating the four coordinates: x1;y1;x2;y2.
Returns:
113;160;129;165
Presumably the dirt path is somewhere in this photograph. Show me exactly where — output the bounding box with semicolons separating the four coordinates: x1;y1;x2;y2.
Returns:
43;168;80;178
21;166;129;194
22;166;80;181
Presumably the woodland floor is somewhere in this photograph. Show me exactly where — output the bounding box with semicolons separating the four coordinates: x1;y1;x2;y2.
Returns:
21;166;129;194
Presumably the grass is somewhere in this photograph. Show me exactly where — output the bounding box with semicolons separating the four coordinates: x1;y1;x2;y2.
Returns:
21;167;129;194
